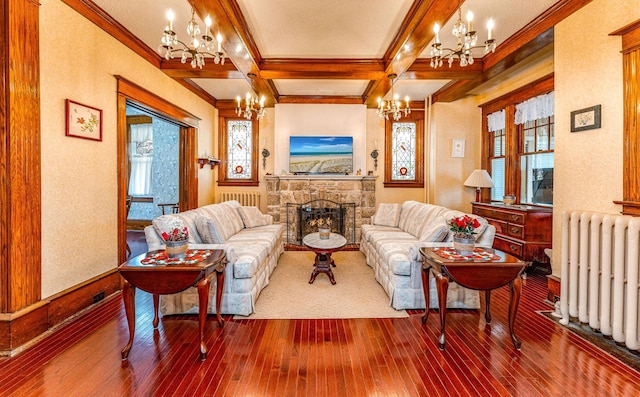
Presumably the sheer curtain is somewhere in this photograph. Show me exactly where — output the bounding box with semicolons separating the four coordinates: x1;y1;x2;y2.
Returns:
128;123;153;195
514;92;554;125
487;109;505;132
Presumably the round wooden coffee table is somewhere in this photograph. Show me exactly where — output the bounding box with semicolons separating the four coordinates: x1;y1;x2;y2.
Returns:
302;232;347;285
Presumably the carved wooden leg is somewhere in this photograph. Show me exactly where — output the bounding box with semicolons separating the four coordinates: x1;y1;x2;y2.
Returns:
485;290;492;324
421;266;431;324
152;294;160;328
508;276;523;350
435;272;449;350
216;269;225;327
197;276;211;361
121;281;136;361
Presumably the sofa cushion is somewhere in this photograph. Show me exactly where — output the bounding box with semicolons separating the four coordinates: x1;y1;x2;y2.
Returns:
195;215;226;243
237;206;269;228
372;203;401;227
419;216;449;242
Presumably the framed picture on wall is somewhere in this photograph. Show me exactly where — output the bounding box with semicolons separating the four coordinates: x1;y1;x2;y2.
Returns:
570;105;601;132
65;99;103;141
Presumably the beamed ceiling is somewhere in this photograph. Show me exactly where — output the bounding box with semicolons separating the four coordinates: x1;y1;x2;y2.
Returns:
66;0;593;108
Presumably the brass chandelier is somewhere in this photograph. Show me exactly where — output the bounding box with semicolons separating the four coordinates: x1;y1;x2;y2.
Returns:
430;4;496;68
236;73;266;121
376;74;410;121
158;8;226;69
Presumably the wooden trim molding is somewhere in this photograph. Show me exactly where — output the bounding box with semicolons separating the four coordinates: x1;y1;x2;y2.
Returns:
612;21;640;215
1;0;42;314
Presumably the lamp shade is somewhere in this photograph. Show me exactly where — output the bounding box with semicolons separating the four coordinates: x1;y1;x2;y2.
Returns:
463;169;494;188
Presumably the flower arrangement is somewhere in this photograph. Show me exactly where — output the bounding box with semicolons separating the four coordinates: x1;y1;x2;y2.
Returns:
448;215;481;239
308;217;332;229
162;226;189;242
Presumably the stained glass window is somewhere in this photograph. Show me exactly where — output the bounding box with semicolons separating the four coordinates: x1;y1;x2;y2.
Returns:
391;122;416;180
226;120;253;180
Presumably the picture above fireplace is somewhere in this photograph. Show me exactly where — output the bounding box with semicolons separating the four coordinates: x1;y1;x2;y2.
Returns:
289;136;353;174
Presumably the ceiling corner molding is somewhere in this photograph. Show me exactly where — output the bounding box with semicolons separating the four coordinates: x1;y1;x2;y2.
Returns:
61;0;160;68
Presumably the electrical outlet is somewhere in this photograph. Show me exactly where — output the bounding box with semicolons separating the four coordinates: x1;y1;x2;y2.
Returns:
93;291;105;303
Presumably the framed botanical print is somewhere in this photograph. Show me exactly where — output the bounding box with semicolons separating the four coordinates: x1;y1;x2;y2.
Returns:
65;99;103;141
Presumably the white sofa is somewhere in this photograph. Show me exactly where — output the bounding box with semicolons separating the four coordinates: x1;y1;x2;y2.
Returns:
144;200;284;316
360;201;496;310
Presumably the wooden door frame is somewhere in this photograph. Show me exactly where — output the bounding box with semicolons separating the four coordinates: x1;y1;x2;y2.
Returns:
116;76;200;264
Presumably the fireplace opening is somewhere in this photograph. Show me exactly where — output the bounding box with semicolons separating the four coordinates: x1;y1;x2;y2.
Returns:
286;199;356;246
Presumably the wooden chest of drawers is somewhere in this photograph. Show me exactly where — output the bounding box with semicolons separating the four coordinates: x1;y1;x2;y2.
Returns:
472;202;552;265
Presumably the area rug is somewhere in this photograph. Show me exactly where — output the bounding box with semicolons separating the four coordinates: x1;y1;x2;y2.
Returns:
235;251;409;319
538;310;640;372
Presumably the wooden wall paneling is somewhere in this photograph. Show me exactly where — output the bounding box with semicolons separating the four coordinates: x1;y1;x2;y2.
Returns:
612;20;640;215
0;0;42;313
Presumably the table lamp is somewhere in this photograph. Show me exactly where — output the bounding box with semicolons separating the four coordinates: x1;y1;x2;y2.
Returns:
464;169;494;202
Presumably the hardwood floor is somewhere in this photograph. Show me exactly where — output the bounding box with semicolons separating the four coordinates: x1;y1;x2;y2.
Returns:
1;271;639;396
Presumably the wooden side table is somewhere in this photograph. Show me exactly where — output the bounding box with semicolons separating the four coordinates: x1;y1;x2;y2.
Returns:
303;232;347;285
118;249;225;361
419;247;526;350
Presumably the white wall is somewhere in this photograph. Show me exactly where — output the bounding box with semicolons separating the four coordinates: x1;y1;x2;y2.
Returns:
274;104;367;174
552;0;640;274
39;0;217;297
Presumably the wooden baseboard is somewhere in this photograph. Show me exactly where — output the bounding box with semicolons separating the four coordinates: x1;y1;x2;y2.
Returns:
0;270;122;355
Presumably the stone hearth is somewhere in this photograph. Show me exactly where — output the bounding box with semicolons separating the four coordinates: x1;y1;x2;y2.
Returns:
265;175;377;244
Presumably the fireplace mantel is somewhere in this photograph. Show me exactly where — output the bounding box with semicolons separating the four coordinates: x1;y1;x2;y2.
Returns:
266;175;377;182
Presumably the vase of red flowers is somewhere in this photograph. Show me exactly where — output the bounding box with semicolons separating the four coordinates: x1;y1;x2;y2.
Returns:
448;215;481;256
162;226;189;258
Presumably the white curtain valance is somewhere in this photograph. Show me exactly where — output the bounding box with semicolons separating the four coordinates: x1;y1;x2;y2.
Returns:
130;123;153;142
487;109;506;132
515;92;554;125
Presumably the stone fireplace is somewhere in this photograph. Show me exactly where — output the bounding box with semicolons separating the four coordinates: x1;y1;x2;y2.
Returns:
265;175;377;245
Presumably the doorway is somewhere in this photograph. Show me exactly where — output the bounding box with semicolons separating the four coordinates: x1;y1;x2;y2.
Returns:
126;105;181;227
117;76;200;263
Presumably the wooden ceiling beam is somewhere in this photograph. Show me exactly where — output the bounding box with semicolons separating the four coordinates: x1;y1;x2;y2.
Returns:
277;96;365;105
363;0;460;107
403;59;483;80
192;0;279;105
259;59;385;80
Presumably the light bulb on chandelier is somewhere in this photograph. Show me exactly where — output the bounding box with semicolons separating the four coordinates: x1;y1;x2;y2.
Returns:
236;73;266;120
158;8;226;69
429;3;496;68
376;74;410;121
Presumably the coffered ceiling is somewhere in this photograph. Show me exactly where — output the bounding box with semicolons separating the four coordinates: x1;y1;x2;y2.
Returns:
77;0;591;107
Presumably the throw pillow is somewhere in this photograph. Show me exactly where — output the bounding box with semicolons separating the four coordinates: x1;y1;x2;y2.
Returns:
237;206;269;228
195;215;226;244
372;203;401;227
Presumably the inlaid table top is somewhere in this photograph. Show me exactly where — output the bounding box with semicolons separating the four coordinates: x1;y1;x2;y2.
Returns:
302;232;347;251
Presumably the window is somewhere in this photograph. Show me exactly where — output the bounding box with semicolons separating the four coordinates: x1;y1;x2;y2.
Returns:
384;111;424;188
481;75;554;205
519;116;554;205
218;111;259;186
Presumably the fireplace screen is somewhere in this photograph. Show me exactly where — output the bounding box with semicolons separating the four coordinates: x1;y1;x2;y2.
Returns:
286;199;356;246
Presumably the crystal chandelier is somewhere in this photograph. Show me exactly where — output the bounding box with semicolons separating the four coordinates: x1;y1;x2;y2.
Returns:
377;74;410;121
429;3;496;68
158;8;226;69
236;74;266;120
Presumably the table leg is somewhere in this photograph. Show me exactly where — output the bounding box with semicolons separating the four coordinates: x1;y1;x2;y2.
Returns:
435;272;449;350
152;294;160;328
216;268;225;327
508;275;523;350
121;281;136;361
485;290;492;324
421;265;430;324
197;276;211;361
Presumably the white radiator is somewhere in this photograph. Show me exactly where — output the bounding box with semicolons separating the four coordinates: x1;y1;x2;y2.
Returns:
560;211;640;350
220;191;260;207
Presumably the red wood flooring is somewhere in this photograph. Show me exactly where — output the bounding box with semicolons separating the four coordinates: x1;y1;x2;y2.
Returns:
1;273;639;396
